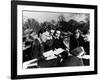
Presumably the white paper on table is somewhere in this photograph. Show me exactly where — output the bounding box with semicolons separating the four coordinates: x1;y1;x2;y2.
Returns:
82;55;90;59
53;48;65;55
43;50;54;57
23;58;38;69
46;55;57;60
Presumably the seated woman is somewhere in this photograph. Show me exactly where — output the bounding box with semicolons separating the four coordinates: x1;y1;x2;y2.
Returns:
60;47;85;67
70;29;84;52
82;31;90;66
26;28;61;68
52;29;68;61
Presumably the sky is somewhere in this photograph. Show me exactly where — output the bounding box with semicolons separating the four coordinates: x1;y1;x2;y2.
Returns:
23;11;89;23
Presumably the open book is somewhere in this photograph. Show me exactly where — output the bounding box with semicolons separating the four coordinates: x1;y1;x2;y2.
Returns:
23;48;65;69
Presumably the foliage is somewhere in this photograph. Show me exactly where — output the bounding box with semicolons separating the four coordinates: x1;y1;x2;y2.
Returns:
23;15;89;36
23;18;41;34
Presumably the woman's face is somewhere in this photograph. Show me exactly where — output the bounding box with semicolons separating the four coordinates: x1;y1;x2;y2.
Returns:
55;30;61;38
40;31;50;42
75;32;80;39
50;30;55;36
31;32;38;39
83;34;90;42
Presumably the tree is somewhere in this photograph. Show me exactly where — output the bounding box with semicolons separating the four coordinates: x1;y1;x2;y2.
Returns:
56;14;69;32
58;14;66;22
23;18;41;34
41;21;55;30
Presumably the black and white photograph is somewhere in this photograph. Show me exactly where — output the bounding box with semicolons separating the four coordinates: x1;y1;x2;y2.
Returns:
22;11;90;69
11;1;97;79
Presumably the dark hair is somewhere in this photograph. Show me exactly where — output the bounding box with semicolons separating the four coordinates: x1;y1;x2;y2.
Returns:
53;28;62;39
73;29;82;35
82;30;90;35
55;28;61;31
38;28;47;37
71;47;83;56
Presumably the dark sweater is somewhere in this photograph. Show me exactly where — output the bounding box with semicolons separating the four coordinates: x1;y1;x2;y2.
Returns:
61;56;84;67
